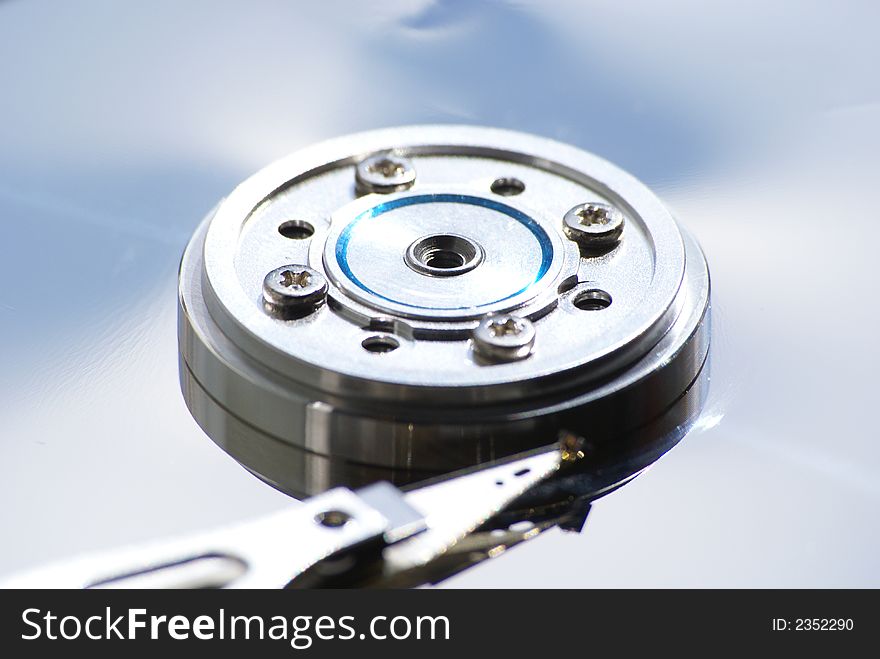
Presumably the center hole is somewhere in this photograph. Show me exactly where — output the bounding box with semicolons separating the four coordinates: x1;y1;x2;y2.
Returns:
405;234;483;277
424;248;465;270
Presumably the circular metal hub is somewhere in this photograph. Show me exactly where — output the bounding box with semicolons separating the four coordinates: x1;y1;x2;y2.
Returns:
319;189;571;324
404;233;485;278
178;126;711;496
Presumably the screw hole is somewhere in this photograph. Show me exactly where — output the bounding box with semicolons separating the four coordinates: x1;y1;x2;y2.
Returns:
362;335;400;354
405;234;483;277
425;249;465;269
495;480;505;486
315;510;351;528
573;289;612;311
278;220;315;240
490;177;525;196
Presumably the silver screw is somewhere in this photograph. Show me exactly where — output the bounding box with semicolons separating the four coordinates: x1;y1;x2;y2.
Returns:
562;202;625;249
472;314;536;363
355;152;416;195
262;265;328;317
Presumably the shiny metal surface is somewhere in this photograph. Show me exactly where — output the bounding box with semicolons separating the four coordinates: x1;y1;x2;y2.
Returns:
562;202;625;249
262;264;329;316
472;314;536;363
2;488;391;589
178;125;709;494
1;0;878;587
355;153;417;195
1;446;563;589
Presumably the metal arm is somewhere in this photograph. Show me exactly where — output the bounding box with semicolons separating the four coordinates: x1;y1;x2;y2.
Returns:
1;446;566;589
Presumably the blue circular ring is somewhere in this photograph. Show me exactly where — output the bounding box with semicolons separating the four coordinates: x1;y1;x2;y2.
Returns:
335;193;554;311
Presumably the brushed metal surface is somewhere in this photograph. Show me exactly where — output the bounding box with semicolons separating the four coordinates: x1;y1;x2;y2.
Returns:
1;0;877;587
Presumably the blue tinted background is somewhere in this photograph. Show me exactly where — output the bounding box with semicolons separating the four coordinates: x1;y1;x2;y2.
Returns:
1;0;878;586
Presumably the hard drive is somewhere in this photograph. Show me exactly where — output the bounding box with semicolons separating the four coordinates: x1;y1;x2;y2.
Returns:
1;1;877;588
